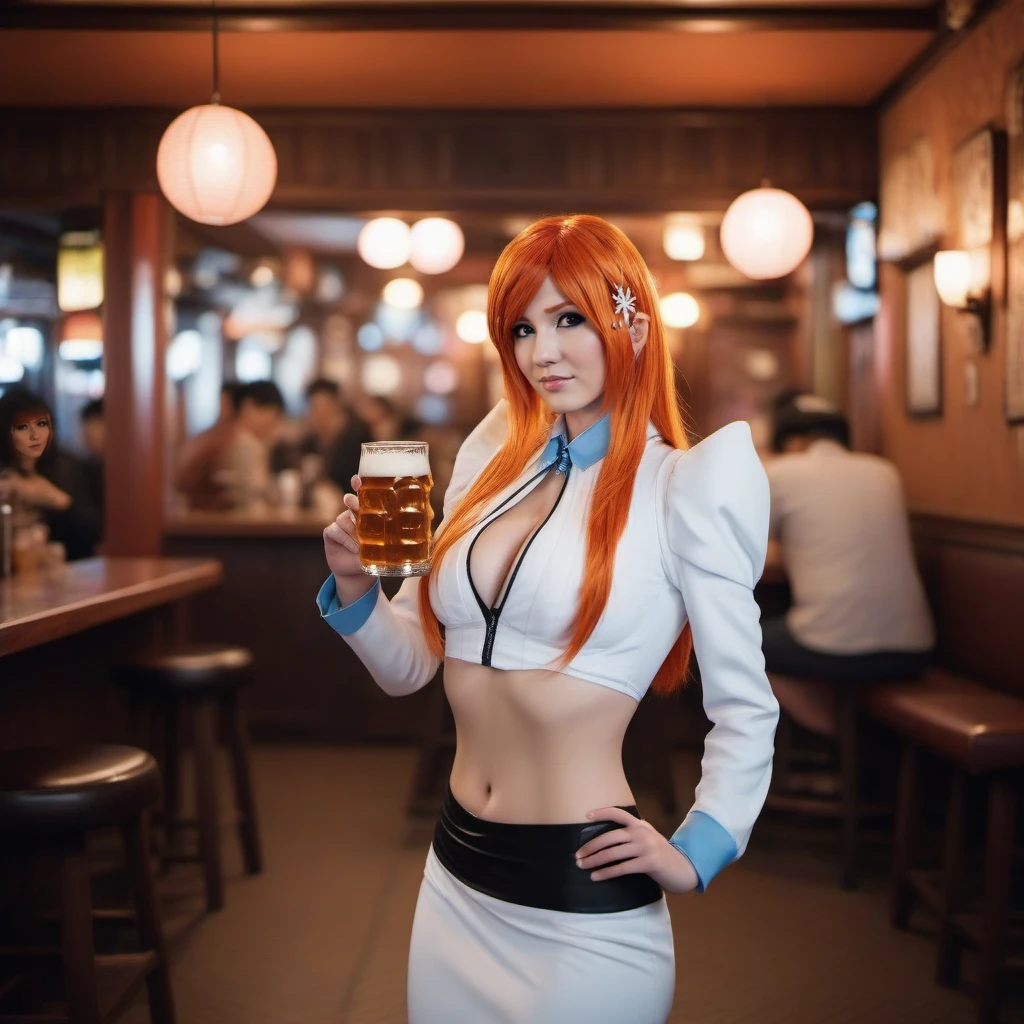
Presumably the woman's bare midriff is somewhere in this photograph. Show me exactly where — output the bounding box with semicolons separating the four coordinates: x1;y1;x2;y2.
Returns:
444;656;640;824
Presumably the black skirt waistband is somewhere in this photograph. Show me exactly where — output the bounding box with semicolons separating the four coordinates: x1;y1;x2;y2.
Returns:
431;784;663;914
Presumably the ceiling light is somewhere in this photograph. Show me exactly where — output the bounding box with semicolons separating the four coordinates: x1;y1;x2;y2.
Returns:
358;218;412;270
720;187;814;280
156;6;277;226
362;354;402;396
410;218;465;275
383;277;424;310
250;263;276;288
660;292;700;329
456;310;488;344
663;219;705;262
158;105;277;227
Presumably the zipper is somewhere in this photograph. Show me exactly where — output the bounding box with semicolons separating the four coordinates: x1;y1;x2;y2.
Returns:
466;452;572;667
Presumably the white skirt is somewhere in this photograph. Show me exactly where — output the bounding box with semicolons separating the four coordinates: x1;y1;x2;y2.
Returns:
407;845;676;1024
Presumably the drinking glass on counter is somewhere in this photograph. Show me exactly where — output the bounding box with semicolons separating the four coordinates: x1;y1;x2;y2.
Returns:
356;441;433;577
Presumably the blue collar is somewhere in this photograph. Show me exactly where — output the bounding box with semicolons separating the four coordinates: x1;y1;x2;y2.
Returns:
539;413;611;473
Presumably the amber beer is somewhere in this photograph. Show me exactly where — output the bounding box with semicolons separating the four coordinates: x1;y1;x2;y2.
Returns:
357;442;433;577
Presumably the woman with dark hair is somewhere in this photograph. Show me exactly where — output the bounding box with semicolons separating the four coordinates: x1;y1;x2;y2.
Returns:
0;387;101;560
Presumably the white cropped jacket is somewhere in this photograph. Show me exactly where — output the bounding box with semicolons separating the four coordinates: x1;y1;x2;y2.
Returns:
317;401;778;891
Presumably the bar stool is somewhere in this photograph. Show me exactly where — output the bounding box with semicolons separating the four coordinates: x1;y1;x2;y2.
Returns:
113;644;262;913
765;674;891;890
0;744;175;1024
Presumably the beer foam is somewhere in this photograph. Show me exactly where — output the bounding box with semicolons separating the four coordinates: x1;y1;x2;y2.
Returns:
359;450;430;479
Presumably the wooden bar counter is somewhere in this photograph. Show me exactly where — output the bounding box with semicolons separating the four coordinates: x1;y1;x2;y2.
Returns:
0;556;222;749
164;511;434;743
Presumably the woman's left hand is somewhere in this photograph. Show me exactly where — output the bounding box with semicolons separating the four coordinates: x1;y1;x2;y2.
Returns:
576;806;700;895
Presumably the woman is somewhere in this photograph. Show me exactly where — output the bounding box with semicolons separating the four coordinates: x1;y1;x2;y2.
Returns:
0;387;101;561
318;216;778;1023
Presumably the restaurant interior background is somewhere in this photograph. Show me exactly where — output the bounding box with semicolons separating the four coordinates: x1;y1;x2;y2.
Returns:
1;0;1024;1021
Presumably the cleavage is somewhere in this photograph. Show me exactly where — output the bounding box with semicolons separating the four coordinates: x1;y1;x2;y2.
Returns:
469;469;566;609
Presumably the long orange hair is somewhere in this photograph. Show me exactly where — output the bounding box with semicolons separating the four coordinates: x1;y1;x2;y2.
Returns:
418;215;693;695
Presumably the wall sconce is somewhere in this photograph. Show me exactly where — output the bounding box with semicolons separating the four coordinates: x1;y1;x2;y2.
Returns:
933;249;991;352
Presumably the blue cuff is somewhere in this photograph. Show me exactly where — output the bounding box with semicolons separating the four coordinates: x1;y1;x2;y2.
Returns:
668;811;738;893
316;574;380;636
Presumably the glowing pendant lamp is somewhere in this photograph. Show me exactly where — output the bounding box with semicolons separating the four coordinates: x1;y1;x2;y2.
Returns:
720;185;814;281
156;2;277;226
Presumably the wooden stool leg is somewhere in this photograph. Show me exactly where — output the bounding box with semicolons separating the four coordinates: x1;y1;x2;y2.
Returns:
59;832;101;1024
122;814;177;1024
890;743;919;929
161;700;182;872
936;768;967;987
192;697;224;913
222;689;262;876
837;685;859;891
977;774;1015;1024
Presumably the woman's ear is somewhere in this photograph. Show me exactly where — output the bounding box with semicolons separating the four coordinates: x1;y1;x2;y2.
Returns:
629;313;650;358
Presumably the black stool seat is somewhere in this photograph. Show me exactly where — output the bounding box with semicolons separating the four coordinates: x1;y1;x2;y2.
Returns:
114;644;253;692
0;745;161;833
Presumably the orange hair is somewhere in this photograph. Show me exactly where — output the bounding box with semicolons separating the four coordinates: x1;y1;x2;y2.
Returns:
418;215;694;696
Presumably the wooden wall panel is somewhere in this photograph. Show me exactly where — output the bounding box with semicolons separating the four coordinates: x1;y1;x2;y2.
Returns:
878;0;1024;526
0;107;877;211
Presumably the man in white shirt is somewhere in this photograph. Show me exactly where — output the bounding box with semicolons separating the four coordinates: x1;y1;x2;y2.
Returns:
762;396;934;735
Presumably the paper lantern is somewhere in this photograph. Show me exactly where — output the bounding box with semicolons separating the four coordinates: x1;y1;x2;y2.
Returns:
410;218;465;275
358;218;412;270
720;187;814;280
157;104;278;226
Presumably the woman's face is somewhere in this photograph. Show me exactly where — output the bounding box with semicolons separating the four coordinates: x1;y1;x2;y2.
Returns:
511;276;606;426
10;411;51;463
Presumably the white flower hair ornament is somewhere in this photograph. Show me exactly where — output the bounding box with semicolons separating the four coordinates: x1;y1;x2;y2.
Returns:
611;283;650;331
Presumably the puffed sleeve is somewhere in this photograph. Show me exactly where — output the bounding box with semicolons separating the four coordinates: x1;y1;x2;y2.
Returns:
660;421;779;891
315;400;509;696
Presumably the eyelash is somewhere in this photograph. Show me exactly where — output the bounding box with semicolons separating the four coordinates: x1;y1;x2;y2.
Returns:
511;311;586;340
15;420;48;431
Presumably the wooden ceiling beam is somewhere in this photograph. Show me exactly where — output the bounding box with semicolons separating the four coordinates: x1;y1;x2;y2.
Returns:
1;2;940;33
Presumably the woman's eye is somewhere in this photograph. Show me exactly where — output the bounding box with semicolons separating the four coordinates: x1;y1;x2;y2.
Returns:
558;312;586;328
511;323;534;340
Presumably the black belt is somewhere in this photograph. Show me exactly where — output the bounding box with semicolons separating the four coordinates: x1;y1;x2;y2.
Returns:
431;784;663;914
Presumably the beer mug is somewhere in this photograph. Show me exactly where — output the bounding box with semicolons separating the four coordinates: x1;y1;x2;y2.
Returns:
357;441;433;577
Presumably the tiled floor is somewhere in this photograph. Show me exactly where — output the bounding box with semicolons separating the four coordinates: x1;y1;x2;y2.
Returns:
117;745;1016;1023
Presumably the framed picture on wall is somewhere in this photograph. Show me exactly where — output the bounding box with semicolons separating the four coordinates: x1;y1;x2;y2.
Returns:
901;245;943;417
1006;59;1024;422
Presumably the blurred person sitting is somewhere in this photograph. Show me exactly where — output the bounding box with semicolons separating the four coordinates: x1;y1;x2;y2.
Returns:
299;378;372;492
175;381;244;510
79;397;105;518
761;395;934;736
359;394;423;442
0;386;101;561
220;380;287;510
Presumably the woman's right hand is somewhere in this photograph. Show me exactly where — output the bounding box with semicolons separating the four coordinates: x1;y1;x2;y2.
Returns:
323;475;364;578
